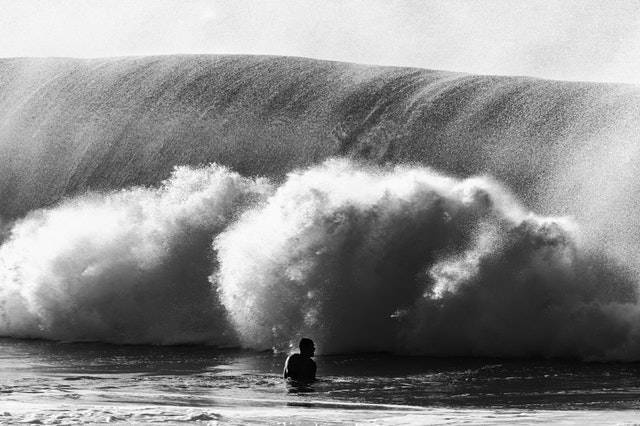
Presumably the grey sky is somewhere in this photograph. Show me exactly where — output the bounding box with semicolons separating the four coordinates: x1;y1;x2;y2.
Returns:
1;0;639;83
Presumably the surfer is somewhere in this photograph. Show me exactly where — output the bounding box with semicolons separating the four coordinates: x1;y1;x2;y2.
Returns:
283;338;316;382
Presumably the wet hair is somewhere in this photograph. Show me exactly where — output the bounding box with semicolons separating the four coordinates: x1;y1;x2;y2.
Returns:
299;338;314;350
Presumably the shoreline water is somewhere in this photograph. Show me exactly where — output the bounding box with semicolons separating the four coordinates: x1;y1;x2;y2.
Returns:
3;338;640;424
5;399;640;424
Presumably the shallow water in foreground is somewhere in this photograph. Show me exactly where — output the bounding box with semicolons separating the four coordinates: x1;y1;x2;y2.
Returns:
2;338;640;424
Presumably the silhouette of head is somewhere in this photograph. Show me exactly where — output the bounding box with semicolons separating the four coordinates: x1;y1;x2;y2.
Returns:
299;338;315;357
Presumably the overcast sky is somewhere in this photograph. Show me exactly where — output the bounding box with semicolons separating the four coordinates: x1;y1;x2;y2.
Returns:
1;0;639;84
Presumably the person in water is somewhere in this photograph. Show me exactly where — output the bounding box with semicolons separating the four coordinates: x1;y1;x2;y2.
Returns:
283;338;316;382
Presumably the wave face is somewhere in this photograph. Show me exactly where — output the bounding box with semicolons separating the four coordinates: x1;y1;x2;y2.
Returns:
1;55;640;359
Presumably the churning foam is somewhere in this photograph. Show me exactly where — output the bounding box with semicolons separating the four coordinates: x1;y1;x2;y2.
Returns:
0;159;638;359
214;160;640;359
0;165;271;344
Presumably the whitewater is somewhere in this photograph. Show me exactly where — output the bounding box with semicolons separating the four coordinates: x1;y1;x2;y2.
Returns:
2;55;640;423
0;158;637;360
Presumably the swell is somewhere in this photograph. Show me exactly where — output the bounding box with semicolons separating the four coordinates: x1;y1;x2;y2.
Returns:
1;55;639;222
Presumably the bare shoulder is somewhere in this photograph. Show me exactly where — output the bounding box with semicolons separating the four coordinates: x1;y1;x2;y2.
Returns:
283;353;301;378
285;353;301;364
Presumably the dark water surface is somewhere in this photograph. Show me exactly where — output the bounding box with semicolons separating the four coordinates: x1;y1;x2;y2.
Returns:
3;338;640;411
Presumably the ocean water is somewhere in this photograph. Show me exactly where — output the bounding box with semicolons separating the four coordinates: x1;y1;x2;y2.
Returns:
3;55;640;423
3;338;640;424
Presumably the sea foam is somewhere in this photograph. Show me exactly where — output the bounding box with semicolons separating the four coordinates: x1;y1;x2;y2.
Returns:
215;160;639;359
0;164;271;344
0;159;638;359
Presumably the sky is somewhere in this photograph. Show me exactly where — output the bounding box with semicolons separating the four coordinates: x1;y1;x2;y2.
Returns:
1;0;639;84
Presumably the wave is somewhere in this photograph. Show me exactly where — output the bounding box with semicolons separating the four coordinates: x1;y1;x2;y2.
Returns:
2;55;640;359
1;56;639;223
0;159;638;360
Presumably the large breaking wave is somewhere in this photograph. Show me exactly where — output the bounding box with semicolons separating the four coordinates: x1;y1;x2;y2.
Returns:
0;159;638;360
2;55;640;360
